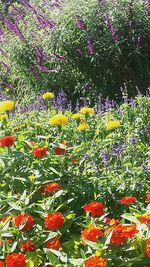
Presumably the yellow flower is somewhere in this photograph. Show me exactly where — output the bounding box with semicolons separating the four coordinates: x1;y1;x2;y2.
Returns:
49;114;68;126
42;92;54;100
0;114;7;121
77;123;90;131
72;113;82;119
80;107;94;115
0;100;14;112
106;120;121;130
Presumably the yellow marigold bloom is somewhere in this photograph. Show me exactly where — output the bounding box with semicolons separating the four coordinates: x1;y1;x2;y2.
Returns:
49;114;68;126
0;100;14;112
42;92;54;100
80;107;94;115
0;114;7;121
72;113;82;119
106;120;121;130
77;123;90;131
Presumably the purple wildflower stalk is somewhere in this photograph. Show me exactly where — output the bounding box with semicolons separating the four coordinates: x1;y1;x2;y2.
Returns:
87;37;95;55
76;16;86;30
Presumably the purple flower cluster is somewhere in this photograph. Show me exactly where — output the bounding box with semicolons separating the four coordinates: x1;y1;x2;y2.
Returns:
105;12;119;43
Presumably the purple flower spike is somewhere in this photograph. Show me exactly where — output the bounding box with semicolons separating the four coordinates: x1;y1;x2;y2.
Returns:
87;37;95;55
76;16;86;30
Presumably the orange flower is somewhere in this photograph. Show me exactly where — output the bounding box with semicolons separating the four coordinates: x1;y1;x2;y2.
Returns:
84;256;107;267
1;216;13;222
119;196;137;205
15;214;34;231
109;224;138;245
140;213;150;224
0;136;14;147
122;224;138;238
84;202;104;217
45;238;61;250
104;217;120;226
6;253;26;267
45;212;64;231
40;183;61;194
21;241;36;251
33;147;48;159
0;261;4;267
81;225;103;242
71;158;79;164
146;192;150;203
145;239;150;257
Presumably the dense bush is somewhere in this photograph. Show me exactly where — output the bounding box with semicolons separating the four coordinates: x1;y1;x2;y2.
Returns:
0;0;150;100
0;94;150;266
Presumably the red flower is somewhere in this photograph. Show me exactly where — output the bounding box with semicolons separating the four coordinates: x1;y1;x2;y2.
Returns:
40;183;61;194
140;213;150;224
15;214;34;231
146;239;150;257
0;136;14;147
81;225;103;242
146;192;150;204
45;212;64;231
109;224;138;245
104;217;120;226
54;147;66;155
119;196;137;205
21;241;36;252
33;147;48;159
0;261;4;267
45;238;61;250
85;256;107;267
6;253;26;267
84;202;104;217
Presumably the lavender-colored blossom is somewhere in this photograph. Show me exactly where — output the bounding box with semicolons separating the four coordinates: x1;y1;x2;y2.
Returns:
87;37;95;55
3;18;24;40
147;0;150;15
105;13;119;43
0;27;4;36
101;150;109;168
130;137;138;146
76;16;86;30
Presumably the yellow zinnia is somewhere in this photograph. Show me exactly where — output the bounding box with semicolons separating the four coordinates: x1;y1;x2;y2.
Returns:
106;120;121;130
0;114;7;121
42;92;54;100
77;123;90;131
80;107;94;115
0;100;14;112
72;113;82;120
49;114;68;126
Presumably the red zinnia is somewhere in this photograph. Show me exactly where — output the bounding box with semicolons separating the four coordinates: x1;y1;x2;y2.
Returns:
54;147;66;155
6;253;26;267
109;224;138;245
15;214;34;231
0;261;4;267
146;193;150;204
0;136;14;147
33;147;48;159
81;225;103;242
45;238;61;250
44;212;64;231
40;183;61;194
21;241;36;252
119;196;137;205
146;239;150;257
140;213;150;224
84;202;104;217
84;256;107;267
